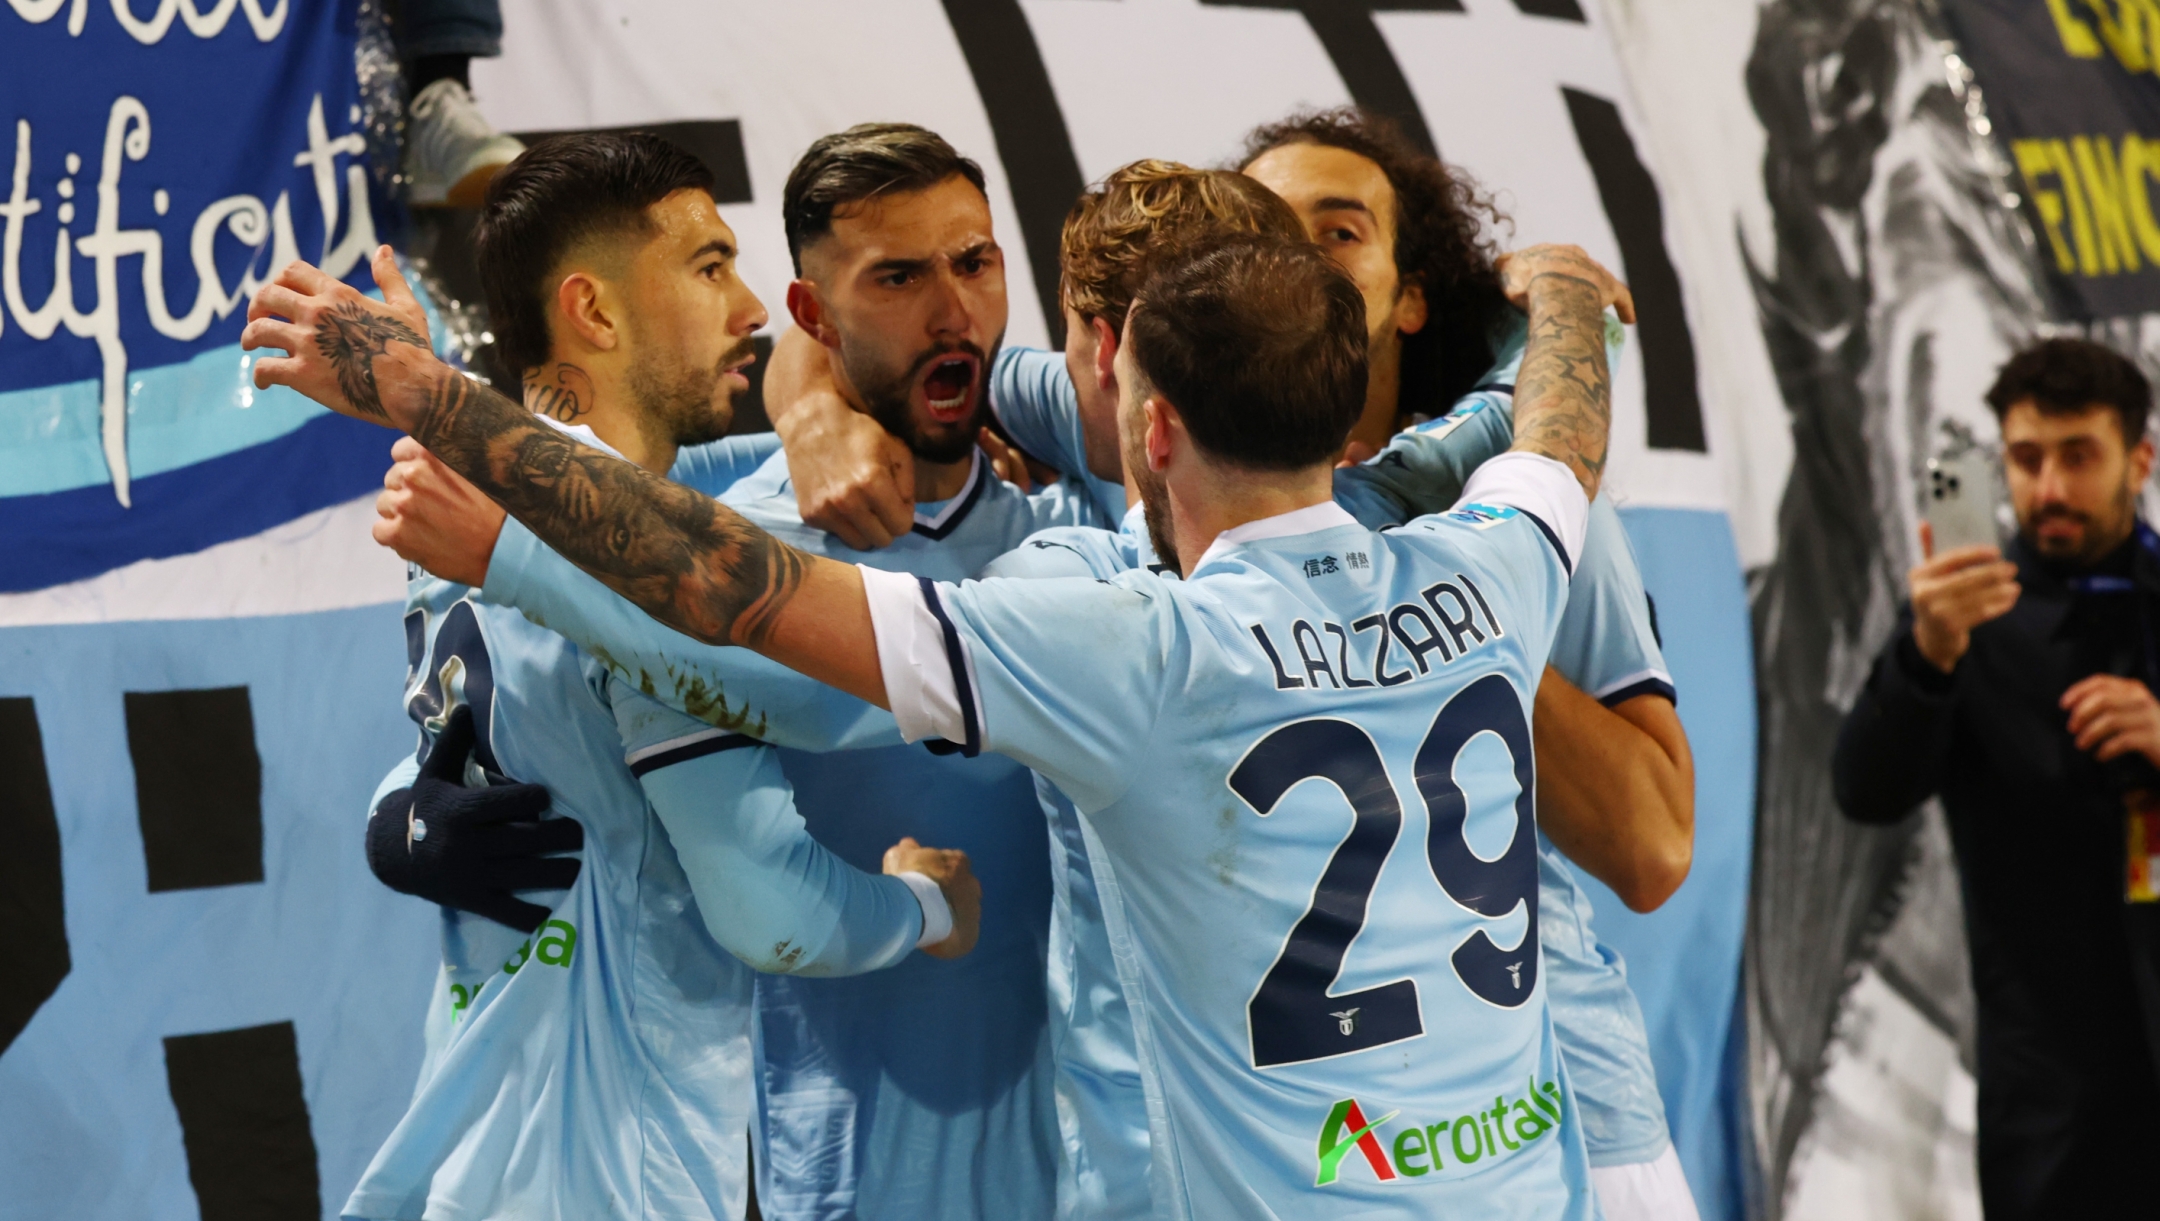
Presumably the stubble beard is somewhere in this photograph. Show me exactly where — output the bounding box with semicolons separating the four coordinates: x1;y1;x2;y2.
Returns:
629;335;751;450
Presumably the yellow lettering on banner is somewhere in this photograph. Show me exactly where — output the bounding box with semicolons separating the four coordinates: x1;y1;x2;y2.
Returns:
2048;0;2105;57
2048;138;2104;275
2119;137;2160;263
2083;0;2160;74
2016;139;2078;273
2074;135;2140;272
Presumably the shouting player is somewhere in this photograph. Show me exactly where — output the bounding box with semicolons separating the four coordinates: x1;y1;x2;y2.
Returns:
340;133;979;1221
774;112;1698;1218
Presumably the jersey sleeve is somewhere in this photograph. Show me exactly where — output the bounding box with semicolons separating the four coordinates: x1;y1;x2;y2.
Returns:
979;526;1139;581
1392;455;1582;662
482;519;903;752
988;347;1128;523
666;433;785;497
610;679;930;975
1547;497;1675;705
859;565;1173;812
1331;389;1514;528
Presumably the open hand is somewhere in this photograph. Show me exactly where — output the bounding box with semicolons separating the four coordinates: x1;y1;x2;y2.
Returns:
242;246;438;429
883;835;981;959
2063;674;2160;769
376;435;507;586
1909;521;2020;672
1496;244;1635;324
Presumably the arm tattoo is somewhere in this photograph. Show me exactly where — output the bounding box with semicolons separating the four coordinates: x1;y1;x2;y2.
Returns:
409;368;813;648
1512;272;1611;494
524;363;595;423
316;301;430;423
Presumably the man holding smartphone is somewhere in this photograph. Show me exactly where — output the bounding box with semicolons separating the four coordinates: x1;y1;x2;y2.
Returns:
1833;337;2160;1218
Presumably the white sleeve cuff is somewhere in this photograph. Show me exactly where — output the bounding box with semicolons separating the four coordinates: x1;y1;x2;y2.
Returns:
860;564;975;750
895;870;954;949
1455;452;1590;572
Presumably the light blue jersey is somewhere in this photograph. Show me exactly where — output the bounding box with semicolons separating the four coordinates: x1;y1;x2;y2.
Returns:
989;322;1678;1181
482;446;1097;1221
868;459;1600;1219
345;429;926;1221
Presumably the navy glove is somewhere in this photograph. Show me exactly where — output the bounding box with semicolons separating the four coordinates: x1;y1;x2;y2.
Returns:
367;705;581;933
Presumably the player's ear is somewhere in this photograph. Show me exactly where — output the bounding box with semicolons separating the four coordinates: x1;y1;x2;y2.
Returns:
1396;276;1429;337
1143;395;1178;473
1091;315;1119;392
786;281;839;348
555;271;618;353
2131;432;2156;489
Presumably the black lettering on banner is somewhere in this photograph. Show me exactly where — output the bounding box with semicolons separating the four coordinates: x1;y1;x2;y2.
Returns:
941;0;1087;348
1353;613;1414;686
0;697;67;1056
163;1022;322;1221
1251;624;1306;689
510;120;754;204
1200;1;1455;157
1423;580;1488;655
1389;603;1452;672
1511;0;1586;21
126;687;263;893
1560;87;1707;451
1293;620;1343;688
1324;621;1377;688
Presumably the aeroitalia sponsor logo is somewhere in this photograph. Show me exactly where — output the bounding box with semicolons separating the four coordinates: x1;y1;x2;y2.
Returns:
1313;1077;1566;1187
1314;1098;1399;1186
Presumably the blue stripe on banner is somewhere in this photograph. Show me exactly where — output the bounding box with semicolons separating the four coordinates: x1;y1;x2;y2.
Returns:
0;413;395;594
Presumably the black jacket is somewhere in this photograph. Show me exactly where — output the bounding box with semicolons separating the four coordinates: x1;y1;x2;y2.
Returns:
1833;529;2160;1217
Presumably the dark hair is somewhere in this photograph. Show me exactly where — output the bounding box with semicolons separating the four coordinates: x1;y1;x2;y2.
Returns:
1060;159;1305;333
476;132;713;377
1240;107;1512;417
1985;337;2152;441
782;123;987;273
1127;235;1367;470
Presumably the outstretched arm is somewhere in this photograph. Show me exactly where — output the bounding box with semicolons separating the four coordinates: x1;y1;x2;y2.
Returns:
1500;244;1630;502
244;249;886;706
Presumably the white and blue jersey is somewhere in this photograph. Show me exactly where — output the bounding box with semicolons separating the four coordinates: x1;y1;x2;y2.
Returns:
344;430;928;1221
480;445;1098;1221
988;323;1678;1183
867;455;1600;1218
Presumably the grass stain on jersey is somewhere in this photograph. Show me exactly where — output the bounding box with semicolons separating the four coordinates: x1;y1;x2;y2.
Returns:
585;644;772;737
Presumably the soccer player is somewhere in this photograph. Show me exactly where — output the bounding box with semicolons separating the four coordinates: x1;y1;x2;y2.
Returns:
341;133;980;1221
1241;110;1697;1218
776;113;1698;1217
247;215;1625;1218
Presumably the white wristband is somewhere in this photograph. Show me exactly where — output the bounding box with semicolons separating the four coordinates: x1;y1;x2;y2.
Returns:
896;871;953;950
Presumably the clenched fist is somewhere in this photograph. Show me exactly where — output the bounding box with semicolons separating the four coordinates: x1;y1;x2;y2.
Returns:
883;835;981;960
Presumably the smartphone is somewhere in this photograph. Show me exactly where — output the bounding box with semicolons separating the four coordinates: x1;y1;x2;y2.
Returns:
1925;447;2002;554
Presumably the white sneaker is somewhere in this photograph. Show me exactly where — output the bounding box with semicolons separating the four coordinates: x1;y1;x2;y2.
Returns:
404;78;525;207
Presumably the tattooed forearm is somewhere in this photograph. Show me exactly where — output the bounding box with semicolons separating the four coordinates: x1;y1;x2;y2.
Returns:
410;368;813;648
316;302;431;423
523;363;594;423
1512;271;1611;499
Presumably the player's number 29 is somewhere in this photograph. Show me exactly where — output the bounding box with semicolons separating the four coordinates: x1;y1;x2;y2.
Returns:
1230;674;1538;1070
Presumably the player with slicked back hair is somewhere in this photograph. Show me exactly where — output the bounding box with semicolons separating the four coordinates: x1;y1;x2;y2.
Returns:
344;131;982;1221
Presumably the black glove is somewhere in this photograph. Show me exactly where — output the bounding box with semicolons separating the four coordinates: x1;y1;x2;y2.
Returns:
367;705;582;933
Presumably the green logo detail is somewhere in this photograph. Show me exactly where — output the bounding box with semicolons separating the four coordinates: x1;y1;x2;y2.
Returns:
1315;1098;1400;1186
502;918;578;975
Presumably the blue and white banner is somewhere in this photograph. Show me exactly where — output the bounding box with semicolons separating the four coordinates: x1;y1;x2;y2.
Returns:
0;7;431;1220
0;0;397;592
